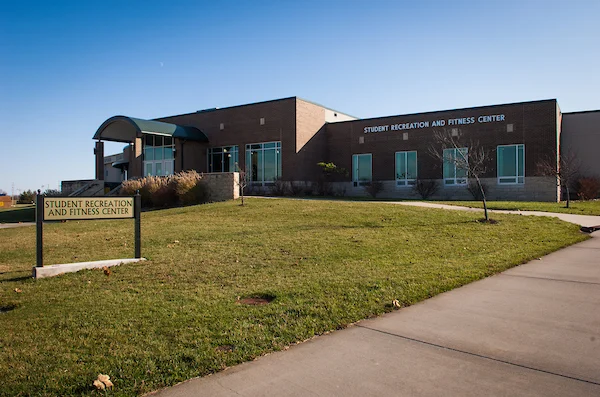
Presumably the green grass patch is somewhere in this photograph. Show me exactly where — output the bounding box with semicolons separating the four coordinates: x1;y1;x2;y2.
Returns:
0;205;35;223
0;198;587;396
435;200;600;216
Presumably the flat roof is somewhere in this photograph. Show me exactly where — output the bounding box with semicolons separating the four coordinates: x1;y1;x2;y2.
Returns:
155;96;357;120
330;99;558;126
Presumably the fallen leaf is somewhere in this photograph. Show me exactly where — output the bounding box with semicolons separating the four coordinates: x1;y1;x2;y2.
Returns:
93;379;105;390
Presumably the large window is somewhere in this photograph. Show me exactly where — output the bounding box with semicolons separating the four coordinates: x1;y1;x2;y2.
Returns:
352;153;372;186
443;147;468;185
208;146;239;173
245;142;281;185
143;135;174;176
395;151;417;186
497;144;524;184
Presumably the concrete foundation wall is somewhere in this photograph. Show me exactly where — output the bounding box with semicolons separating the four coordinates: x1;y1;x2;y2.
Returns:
204;172;239;202
332;176;559;202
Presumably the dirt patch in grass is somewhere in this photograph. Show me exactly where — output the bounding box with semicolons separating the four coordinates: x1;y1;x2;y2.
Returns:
0;303;18;313
237;294;276;305
476;218;499;224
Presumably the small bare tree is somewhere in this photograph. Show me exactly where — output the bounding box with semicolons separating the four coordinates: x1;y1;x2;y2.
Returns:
429;129;493;221
536;149;580;208
234;162;251;206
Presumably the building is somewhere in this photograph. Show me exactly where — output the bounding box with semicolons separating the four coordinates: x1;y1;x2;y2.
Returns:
92;97;599;202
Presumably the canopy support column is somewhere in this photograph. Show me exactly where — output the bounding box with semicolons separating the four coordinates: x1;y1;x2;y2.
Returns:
95;141;104;180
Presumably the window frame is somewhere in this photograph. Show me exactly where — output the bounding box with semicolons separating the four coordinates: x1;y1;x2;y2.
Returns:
443;147;468;186
143;134;175;177
497;144;525;185
245;141;281;185
352;153;373;187
395;151;417;187
207;145;239;173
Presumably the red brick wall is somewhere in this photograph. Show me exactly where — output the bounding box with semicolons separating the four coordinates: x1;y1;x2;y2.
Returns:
158;98;296;174
0;196;12;208
325;100;559;181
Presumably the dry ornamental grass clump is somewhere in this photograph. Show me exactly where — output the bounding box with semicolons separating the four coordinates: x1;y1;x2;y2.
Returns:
121;171;210;208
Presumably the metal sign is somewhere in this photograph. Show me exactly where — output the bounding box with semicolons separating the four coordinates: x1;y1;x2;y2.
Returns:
35;194;141;268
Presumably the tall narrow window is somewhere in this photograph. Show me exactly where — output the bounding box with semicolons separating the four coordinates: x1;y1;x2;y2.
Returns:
245;142;281;185
443;147;468;185
352;153;372;186
208;146;239;173
143;135;175;177
497;144;524;184
395;151;417;186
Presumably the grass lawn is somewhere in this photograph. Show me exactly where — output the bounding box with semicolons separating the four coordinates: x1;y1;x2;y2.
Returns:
434;200;600;216
0;198;587;396
0;204;35;223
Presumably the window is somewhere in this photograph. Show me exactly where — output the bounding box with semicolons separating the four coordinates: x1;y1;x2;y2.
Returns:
245;141;281;185
143;135;175;176
443;147;468;185
395;151;417;186
497;144;524;184
208;146;239;173
352;153;372;186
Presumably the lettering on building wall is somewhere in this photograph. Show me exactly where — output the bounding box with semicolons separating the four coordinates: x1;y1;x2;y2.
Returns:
44;198;134;220
363;114;506;134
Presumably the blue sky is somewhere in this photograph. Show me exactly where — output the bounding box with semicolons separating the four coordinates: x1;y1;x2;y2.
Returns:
1;0;599;193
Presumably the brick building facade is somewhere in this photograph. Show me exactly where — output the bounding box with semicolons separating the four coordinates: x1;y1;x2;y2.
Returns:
93;97;598;202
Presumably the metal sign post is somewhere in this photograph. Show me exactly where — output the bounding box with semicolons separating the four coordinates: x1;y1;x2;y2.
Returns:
36;195;44;268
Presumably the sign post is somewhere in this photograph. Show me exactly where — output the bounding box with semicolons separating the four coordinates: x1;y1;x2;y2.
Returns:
36;195;44;268
35;194;140;269
134;193;141;259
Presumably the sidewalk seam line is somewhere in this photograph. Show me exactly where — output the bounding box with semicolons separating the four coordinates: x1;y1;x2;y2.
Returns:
500;273;600;286
356;325;600;387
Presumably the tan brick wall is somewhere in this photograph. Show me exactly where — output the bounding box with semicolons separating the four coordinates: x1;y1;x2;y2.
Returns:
203;172;239;202
293;99;328;181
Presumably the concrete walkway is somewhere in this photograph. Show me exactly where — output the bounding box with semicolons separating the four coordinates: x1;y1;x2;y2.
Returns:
387;201;600;228
153;230;600;397
0;222;35;229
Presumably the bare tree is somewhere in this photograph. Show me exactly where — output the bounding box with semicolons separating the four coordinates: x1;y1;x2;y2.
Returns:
429;129;493;221
234;162;251;206
536;149;580;208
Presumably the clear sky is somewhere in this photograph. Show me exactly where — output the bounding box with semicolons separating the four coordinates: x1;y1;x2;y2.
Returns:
1;0;599;194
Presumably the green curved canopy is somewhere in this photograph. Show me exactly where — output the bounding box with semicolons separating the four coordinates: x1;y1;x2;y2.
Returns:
94;116;209;142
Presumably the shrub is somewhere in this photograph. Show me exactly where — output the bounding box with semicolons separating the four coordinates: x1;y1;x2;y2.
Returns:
270;178;288;196
412;179;439;200
467;180;488;200
316;162;348;196
576;177;600;200
364;181;384;198
289;181;304;196
334;186;347;197
303;182;314;196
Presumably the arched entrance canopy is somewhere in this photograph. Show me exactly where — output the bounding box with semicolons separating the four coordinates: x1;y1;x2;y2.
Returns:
93;116;209;143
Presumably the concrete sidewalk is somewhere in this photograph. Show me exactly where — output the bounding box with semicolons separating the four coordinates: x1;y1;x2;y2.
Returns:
0;222;35;229
387;201;600;228
152;231;600;397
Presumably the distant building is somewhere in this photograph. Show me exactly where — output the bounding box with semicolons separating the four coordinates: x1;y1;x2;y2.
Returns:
91;97;599;202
